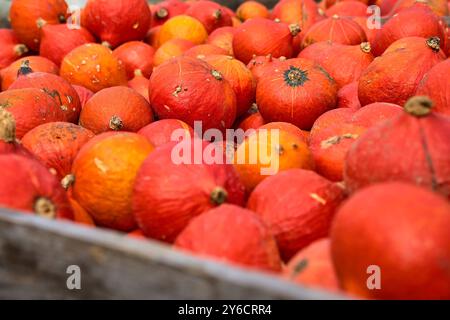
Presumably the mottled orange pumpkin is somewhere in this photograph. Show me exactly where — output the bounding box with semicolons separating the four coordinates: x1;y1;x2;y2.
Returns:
158;15;208;46
153;39;195;66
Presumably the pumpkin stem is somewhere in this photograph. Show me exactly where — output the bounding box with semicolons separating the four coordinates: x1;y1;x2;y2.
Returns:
426;37;440;52
0;109;16;143
289;24;301;37
284;66;309;87
109;115;124;131
134;69;143;77
36;17;47;29
34;197;56;219
279;56;287;62
58;14;66;23
274;18;281;23
249;103;259;114
156;7;169;19
360;42;371;53
61;174;75;190
101;41;112;49
213;9;222;20
210;187;228;205
404;96;433;117
14;44;28;57
17;59;33;77
211;69;223;80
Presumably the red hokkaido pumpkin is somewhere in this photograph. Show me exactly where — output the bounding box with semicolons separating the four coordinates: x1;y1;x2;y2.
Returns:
259;122;309;143
331;182;450;299
112;41;155;80
72;85;94;109
301;16;367;48
298;41;374;89
128;70;150;102
352;16;378;46
82;0;151;48
207;26;236;56
233;18;301;64
0;88;65;138
324;0;370;8
60;43;128;93
309;103;402;181
0;56;59;91
0;29;28;69
375;0;399;15
345;96;450;198
9;62;81;123
185;1;232;34
235;105;265;132
325;1;368;17
416;58;450;116
183;44;228;59
132;139;246;243
153;39;195;66
336;82;361;110
372;4;447;56
149;56;236;131
358;36;446;106
271;0;322;30
150;0;189;28
201;55;255;117
145;26;162;49
137;119;194;147
0;154;73;220
236;1;270;21
256;58;338;130
21;122;95;179
9;0;68;51
80;86;154;134
175;204;282;272
71;132;154;231
39;24;95;66
0;109;31;157
284;238;339;292
247;55;287;83
247;169;345;261
391;0;449;17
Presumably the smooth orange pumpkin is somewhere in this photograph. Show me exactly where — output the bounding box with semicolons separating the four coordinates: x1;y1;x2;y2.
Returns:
158;15;208;46
153;39;195;66
236;1;270;21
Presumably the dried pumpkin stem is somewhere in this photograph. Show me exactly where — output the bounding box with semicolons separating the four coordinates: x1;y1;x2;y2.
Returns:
156;7;169;19
360;42;371;53
426;37;440;52
34;197;56;219
61;174;75;190
210;187;228;205
14;44;28;57
404;96;434;117
0;109;16;143
17;59;33;77
289;24;301;37
109;115;124;131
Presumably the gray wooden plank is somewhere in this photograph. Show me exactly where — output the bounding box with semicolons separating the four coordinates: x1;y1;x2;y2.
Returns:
0;208;345;299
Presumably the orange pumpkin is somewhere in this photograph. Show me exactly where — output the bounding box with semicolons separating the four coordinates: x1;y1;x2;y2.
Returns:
128;70;150;102
234;128;314;192
60;43;128;93
80;86;154;134
153;39;195;66
9;0;68;51
0;56;59;91
158;15;208;45
21;122;95;179
145;26;162;49
183;44;228;59
236;1;270;21
71;132;154;231
206;26;236;56
112;41;155;79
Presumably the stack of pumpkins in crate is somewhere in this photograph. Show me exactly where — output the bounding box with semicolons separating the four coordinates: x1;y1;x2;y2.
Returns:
0;0;450;299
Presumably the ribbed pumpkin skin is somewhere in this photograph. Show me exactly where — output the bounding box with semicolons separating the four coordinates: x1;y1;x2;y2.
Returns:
39;24;95;66
112;41;155;79
301;16;367;48
60;43;128;93
372;4;447;56
132;140;246;243
21;122;95;179
0;56;59;91
0;88;65;138
9;72;82;124
256;58;338;130
345;100;450;198
331;182;450;299
298;41;374;89
309;103;402;181
358;37;446;106
416;59;450;116
175;204;282;273
0;154;73;220
149;56;237;132
82;0;152;48
9;0;68;51
247;169;345;262
232;18;298;64
80;86;154;134
0;29;27;69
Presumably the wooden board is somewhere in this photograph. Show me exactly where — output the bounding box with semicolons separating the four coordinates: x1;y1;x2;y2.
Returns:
0;208;344;299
